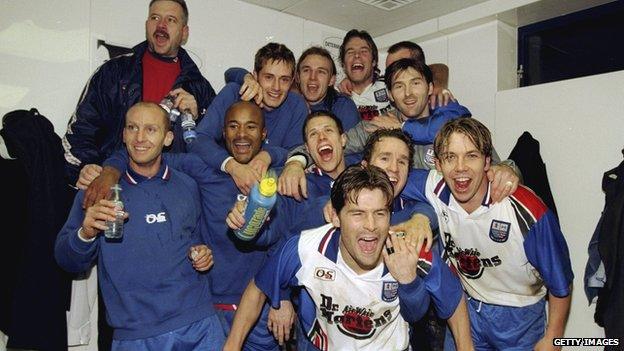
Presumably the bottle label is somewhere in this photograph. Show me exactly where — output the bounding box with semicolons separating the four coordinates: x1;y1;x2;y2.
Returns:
239;206;270;239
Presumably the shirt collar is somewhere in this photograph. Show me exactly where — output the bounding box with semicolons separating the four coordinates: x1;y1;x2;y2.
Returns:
124;162;170;185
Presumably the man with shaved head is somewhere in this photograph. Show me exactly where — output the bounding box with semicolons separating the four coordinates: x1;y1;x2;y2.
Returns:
56;102;225;350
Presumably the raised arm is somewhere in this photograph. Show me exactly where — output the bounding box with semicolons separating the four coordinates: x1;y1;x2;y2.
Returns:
402;102;470;145
383;232;430;322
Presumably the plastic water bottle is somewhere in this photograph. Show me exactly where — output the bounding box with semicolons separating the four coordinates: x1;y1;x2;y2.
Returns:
104;184;125;239
159;96;180;122
235;172;278;241
180;109;197;144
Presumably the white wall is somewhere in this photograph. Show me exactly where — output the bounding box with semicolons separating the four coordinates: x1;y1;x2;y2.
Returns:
495;70;624;340
0;1;92;136
0;0;345;137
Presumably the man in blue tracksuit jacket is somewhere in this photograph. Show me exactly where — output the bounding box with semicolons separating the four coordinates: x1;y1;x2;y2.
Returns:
190;43;308;197
55;102;224;350
224;46;360;131
62;0;216;186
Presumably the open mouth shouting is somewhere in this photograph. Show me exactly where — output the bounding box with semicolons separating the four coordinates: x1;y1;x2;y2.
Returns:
317;144;334;163
357;235;379;255
350;63;365;74
233;138;252;155
306;83;320;95
453;176;472;194
154;29;169;45
387;175;398;188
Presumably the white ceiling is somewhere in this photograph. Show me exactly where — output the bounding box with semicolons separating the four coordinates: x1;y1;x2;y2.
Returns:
239;0;490;37
239;0;615;37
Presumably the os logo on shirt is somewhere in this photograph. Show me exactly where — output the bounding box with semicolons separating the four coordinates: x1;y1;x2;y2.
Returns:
314;267;336;281
145;212;166;224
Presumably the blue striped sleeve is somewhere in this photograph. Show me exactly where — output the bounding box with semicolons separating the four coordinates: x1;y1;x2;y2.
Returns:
255;236;303;308
524;210;574;297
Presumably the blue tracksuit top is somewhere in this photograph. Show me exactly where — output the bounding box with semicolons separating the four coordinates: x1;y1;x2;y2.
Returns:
309;92;360;131
102;152;295;305
401;101;471;144
190;82;308;168
159;153;279;305
224;67;359;131
55;163;215;340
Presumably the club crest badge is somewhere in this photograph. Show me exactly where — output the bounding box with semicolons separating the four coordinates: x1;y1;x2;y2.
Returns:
374;88;388;102
382;281;399;302
489;220;511;243
424;146;436;166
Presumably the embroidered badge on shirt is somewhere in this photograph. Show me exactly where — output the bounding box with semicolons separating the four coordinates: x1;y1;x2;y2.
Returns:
374;88;388;102
382;281;399;302
489;220;511;243
425;146;436;166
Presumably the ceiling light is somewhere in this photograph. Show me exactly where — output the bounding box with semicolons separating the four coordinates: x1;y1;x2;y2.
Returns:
356;0;419;11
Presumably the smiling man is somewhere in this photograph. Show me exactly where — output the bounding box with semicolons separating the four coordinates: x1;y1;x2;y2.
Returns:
297;47;360;130
224;46;361;132
190;43;308;195
338;29;392;121
63;0;215;187
224;165;456;351
402;118;573;350
283;58;518;205
56;102;224;350
362;129;475;350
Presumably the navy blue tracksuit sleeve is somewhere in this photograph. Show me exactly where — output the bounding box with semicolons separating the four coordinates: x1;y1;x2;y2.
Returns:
402;101;470;145
55;191;99;273
224;67;249;85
